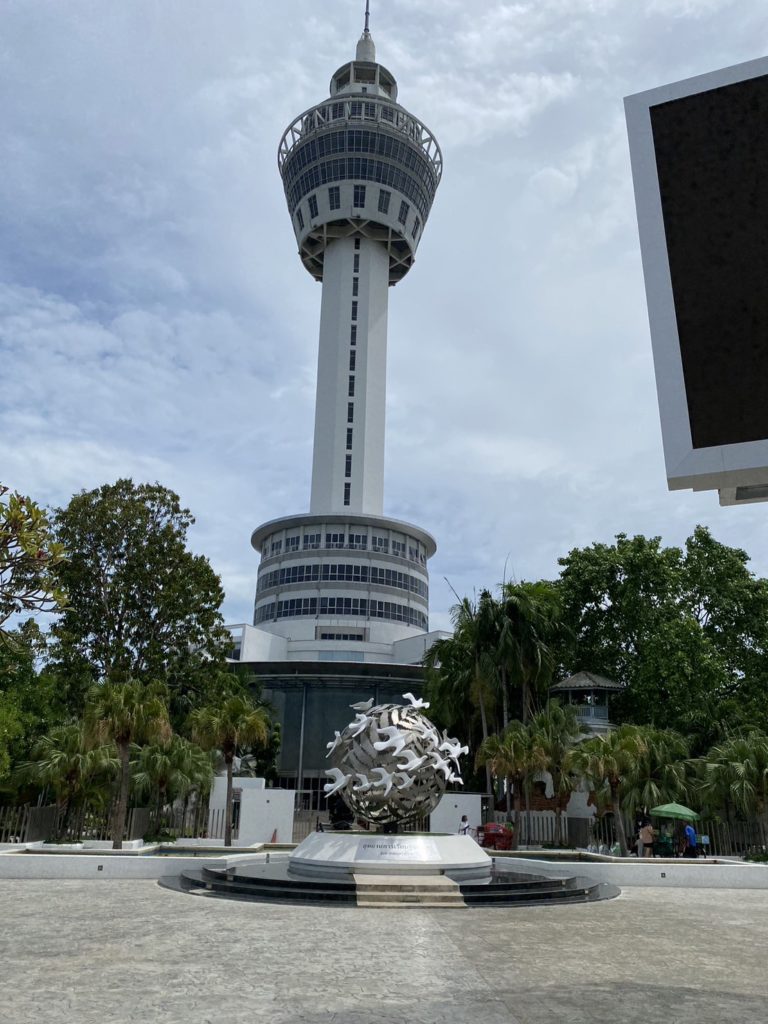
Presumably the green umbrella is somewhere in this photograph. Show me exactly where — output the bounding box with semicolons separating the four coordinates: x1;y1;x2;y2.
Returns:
650;802;700;822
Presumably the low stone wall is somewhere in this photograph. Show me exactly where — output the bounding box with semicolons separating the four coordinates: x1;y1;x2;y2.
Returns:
0;846;264;880
493;852;768;889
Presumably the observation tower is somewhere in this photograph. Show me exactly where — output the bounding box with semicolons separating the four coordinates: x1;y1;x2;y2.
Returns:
230;5;448;787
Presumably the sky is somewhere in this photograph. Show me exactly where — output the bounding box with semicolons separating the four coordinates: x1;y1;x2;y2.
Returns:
2;0;767;634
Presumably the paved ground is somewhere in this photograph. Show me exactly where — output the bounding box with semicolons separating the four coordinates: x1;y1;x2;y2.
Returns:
1;880;767;1024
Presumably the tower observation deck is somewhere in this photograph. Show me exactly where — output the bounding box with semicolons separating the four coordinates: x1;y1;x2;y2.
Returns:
248;7;443;658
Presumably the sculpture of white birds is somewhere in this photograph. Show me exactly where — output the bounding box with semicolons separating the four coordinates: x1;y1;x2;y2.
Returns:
393;772;415;791
396;752;427;773
439;736;469;760
448;772;464;786
402;692;430;710
323;767;351;797
352;773;373;792
373;725;408;756
349;713;372;737
429;751;453;779
325;731;343;758
351;697;374;712
370;766;394;795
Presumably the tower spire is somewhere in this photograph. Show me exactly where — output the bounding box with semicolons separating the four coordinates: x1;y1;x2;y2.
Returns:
356;0;376;62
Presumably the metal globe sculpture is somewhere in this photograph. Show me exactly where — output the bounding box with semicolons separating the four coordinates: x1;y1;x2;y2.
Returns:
323;693;468;827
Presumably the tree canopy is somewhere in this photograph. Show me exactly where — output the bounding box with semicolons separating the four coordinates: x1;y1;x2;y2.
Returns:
50;479;230;704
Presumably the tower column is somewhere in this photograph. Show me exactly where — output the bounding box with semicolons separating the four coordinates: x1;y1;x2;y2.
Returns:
310;237;389;515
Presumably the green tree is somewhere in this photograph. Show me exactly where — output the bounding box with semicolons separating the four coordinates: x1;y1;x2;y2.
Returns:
50;480;229;711
555;528;768;751
0;693;23;783
618;727;691;822
570;724;650;856
0;484;65;643
501;581;562;722
189;694;270;846
16;724;118;839
698;732;768;820
84;681;171;849
477;720;546;841
132;734;213;827
529;700;584;845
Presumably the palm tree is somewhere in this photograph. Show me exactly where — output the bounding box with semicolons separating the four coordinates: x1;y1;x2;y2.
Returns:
477;720;546;843
570;724;649;856
84;680;171;849
619;727;691;822
501;581;561;722
132;734;214;832
698;731;768;820
529;700;584;845
424;590;500;797
17;724;118;840
188;694;270;846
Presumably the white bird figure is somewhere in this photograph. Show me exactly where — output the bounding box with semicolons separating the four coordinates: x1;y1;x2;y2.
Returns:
402;692;430;710
351;697;374;712
396;752;427;773
429;751;453;779
393;772;415;791
416;723;440;746
439;736;469;761
373;725;408;757
323;767;351;797
448;772;464;786
349;713;372;737
325;731;342;758
352;773;373;793
370;766;394;796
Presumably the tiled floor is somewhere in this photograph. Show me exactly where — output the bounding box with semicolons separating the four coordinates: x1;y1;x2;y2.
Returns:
1;880;766;1024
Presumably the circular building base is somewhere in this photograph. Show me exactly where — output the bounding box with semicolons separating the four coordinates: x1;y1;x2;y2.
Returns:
288;831;492;882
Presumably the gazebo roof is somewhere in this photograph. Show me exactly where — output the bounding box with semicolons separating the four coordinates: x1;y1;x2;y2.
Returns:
550;670;623;693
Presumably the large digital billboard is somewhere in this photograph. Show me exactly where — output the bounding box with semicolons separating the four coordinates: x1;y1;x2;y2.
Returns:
625;57;768;505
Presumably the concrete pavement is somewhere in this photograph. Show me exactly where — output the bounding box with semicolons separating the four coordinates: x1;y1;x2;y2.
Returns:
1;880;766;1024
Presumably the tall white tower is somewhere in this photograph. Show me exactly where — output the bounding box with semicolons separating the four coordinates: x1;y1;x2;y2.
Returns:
249;5;443;660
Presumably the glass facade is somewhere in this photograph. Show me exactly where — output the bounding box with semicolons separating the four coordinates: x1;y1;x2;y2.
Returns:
257;561;429;597
254;597;428;630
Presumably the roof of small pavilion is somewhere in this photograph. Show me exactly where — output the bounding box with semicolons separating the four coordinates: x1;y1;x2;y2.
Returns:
550;671;623;693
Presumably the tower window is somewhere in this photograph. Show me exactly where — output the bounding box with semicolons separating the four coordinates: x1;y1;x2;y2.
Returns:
352;278;359;296
398;200;409;226
354;238;361;250
412;217;420;239
347;402;354;423
378;189;391;214
349;351;356;371
353;185;366;208
296;208;305;230
353;254;360;272
350;325;357;345
348;376;355;397
345;455;352;477
346;427;353;449
344;483;351;506
308;194;318;219
351;301;358;321
329;186;340;210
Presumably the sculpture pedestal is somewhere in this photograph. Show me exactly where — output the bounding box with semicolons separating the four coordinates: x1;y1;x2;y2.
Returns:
289;831;492;882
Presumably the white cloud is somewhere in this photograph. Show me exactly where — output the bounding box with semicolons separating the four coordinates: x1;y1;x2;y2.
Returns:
2;0;768;635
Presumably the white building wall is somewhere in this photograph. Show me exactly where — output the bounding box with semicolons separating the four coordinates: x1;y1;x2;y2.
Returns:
430;793;484;835
310;237;389;515
208;777;295;846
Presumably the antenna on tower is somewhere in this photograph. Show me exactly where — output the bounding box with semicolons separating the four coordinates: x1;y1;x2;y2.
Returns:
364;0;370;34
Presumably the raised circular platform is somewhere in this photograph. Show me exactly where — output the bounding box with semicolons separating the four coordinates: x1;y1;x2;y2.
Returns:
288;831;492;882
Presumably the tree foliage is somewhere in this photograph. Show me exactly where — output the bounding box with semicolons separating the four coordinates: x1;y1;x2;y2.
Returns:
50;480;229;699
0;484;65;642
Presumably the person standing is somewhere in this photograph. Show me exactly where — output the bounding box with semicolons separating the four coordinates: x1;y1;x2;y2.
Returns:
683;822;698;858
458;814;470;835
638;820;655;858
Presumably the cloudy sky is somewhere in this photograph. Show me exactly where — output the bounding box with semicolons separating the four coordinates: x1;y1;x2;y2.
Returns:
2;0;767;632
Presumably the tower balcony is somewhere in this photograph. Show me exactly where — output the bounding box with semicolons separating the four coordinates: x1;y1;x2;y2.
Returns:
278;97;442;284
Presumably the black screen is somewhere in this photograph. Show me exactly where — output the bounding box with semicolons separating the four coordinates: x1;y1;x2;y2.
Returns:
650;74;768;449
